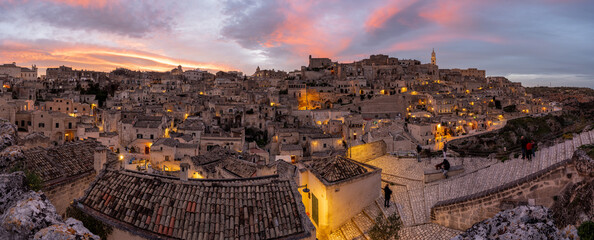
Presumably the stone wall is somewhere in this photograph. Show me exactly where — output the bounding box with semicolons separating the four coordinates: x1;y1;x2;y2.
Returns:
44;172;97;216
348;140;387;162
431;159;587;230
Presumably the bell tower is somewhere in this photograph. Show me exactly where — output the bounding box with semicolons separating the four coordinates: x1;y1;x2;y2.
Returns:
431;48;436;65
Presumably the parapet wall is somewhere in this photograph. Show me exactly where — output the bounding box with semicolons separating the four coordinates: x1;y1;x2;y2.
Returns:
431;158;586;230
44;172;96;216
348;140;387;162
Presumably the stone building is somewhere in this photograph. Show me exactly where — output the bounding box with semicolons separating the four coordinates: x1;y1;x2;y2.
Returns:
0;62;38;80
299;156;381;238
20;140;117;216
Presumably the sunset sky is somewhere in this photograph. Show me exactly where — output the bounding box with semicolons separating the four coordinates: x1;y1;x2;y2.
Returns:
1;0;593;87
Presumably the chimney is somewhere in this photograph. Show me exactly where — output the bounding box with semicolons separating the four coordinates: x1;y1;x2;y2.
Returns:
180;163;190;181
94;146;107;173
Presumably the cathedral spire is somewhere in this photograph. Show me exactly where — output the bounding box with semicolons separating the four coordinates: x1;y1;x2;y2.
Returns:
431;48;436;65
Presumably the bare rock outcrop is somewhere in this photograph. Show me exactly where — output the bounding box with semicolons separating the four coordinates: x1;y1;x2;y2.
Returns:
0;121;21;170
0;172;99;240
452;206;579;240
34;218;99;240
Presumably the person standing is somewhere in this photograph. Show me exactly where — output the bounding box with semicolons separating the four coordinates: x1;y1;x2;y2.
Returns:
383;184;392;208
417;144;422;162
526;141;533;161
520;136;529;159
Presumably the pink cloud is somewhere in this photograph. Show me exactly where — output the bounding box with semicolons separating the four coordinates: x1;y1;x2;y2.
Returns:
0;40;234;72
389;33;505;52
42;0;115;8
257;0;353;59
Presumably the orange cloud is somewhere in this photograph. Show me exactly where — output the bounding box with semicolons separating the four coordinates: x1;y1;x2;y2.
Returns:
0;40;233;73
365;0;417;32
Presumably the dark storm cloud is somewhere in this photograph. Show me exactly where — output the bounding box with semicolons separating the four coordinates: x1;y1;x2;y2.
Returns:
0;0;175;38
220;0;285;49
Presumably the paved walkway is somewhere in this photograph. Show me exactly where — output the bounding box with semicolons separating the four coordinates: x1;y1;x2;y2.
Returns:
364;129;594;240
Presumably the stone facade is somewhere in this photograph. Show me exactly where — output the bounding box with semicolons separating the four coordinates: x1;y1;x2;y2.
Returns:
431;158;587;230
44;173;97;216
347;140;387;162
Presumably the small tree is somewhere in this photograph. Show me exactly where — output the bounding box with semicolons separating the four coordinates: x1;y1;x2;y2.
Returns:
578;221;594;240
369;212;402;240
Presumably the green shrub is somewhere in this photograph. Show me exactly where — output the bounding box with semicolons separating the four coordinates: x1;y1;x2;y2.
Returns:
24;171;43;191
369;213;402;240
563;133;574;140
578;221;594;240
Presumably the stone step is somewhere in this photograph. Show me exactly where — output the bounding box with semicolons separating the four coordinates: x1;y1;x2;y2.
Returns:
408;189;427;224
352;212;375;234
376;196;398;218
548;145;556;167
512;158;524;180
340;220;364;240
581;132;591;145
520;155;531;178
574;134;582;149
565;140;573;159
539;147;549;170
554;143;562;163
363;201;383;221
328;229;347;240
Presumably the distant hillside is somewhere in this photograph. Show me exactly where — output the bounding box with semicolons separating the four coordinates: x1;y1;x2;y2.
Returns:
451;87;594;157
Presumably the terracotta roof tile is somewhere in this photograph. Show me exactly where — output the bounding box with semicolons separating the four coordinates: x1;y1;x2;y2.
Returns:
22;140;100;183
308;156;369;183
79;170;312;239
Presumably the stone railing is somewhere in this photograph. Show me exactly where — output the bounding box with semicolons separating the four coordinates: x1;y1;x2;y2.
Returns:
430;156;585;230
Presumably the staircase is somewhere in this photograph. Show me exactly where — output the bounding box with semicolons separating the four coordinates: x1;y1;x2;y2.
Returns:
328;196;400;240
424;130;594;215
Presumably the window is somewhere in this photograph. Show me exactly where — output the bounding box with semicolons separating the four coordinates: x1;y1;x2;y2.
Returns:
38;123;44;128
55;123;59;128
303;137;306;141
21;120;24;126
66;107;69;111
49;107;52;110
137;134;143;139
323;143;327;148
150;134;154;139
68;123;72;129
27;121;31;126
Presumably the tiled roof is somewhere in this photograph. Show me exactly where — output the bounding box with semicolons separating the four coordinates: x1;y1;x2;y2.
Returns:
22;140;100;184
78;170;313;240
308;156;370;184
221;159;257;178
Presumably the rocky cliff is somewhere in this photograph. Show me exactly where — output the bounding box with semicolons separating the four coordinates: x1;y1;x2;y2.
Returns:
0;172;99;240
452;206;579;240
